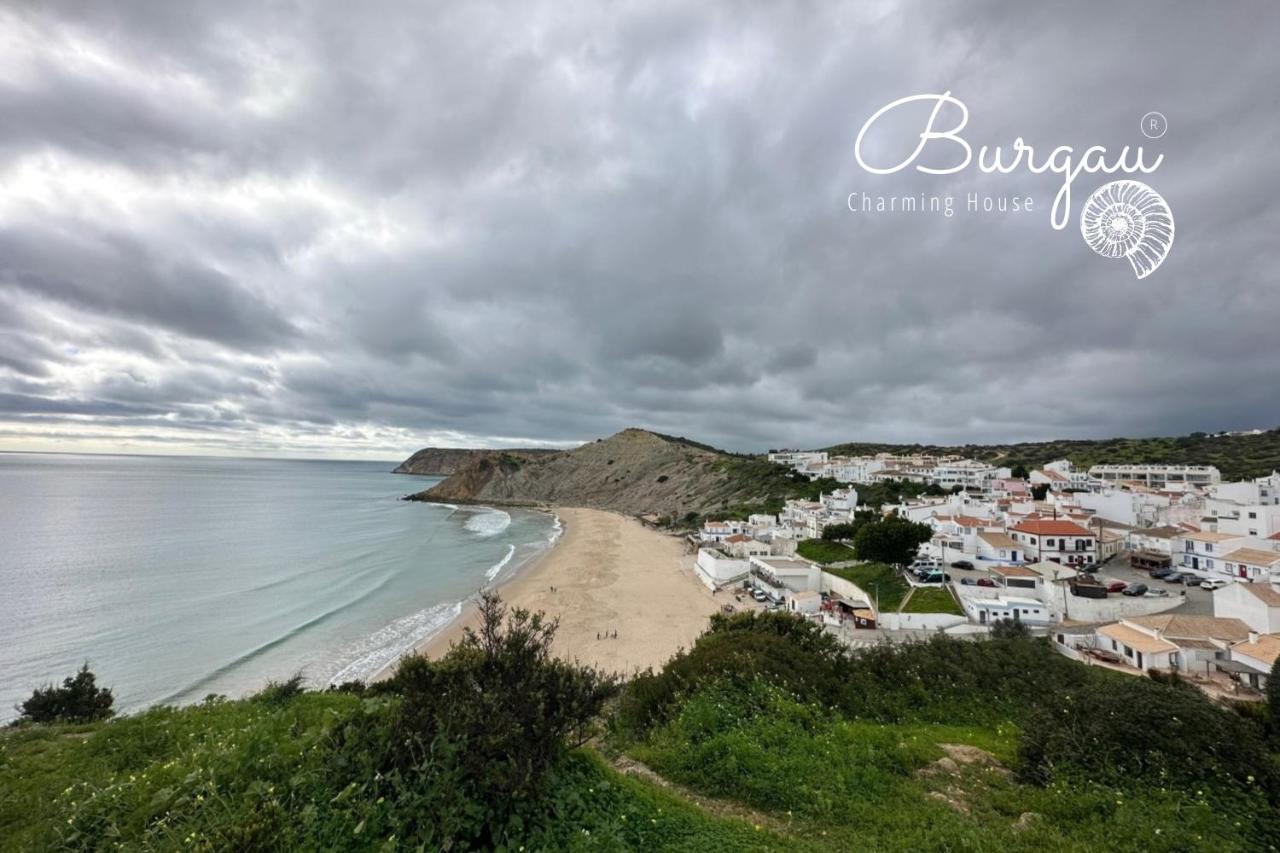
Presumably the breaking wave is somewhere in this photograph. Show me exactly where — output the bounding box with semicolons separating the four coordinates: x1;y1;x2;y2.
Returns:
327;600;464;685
463;507;511;537
486;544;516;581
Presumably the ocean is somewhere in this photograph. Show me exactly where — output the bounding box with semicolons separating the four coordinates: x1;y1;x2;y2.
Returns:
0;452;557;721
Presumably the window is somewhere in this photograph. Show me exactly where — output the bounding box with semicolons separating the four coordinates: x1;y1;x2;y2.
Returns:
1206;559;1214;569
1248;511;1257;519
1206;544;1214;553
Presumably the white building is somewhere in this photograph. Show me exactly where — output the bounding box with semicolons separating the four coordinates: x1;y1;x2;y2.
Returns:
1009;519;1097;567
1095;614;1250;674
1089;463;1221;488
963;595;1052;626
1229;634;1280;689
1215;582;1280;633
694;548;751;590
1126;525;1182;556
931;460;1010;492
1175;530;1251;575
1219;547;1280;583
749;555;822;593
974;531;1025;565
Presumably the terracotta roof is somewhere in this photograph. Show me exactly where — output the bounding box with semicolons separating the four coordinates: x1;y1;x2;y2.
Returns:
1240;584;1280;607
1182;530;1241;543
1231;634;1280;668
1136;526;1181;539
853;608;876;620
1222;548;1280;568
992;565;1038;578
1125;614;1252;643
1011;519;1094;537
722;534;753;543
955;515;993;527
977;531;1020;550
1098;623;1178;655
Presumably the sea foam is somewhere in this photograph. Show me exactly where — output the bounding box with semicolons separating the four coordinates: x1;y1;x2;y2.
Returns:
463;507;511;536
327;600;463;685
486;544;516;581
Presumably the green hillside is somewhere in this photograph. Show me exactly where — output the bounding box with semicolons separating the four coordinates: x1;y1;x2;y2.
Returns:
4;603;1276;850
822;428;1280;481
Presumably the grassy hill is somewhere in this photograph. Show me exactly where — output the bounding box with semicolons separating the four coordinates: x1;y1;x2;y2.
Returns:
822;428;1280;481
3;606;1276;850
408;428;827;524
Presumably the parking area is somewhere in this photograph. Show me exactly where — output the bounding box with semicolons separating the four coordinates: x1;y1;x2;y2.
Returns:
934;552;1215;620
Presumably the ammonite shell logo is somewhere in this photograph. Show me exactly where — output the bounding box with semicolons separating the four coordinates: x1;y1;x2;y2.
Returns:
851;92;1175;278
1079;180;1174;279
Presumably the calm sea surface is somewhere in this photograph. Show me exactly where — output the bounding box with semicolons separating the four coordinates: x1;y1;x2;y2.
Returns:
0;453;555;721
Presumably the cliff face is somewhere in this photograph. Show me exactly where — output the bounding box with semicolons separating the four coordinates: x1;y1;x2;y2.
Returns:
392;447;555;476
406;428;788;519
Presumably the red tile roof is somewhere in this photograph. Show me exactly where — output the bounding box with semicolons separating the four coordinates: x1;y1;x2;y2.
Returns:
1011;519;1094;537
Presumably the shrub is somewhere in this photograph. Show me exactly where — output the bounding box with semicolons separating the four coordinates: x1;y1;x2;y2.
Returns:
15;664;114;724
989;616;1030;639
853;516;932;565
253;673;306;706
615;610;847;736
1018;674;1275;797
382;592;619;842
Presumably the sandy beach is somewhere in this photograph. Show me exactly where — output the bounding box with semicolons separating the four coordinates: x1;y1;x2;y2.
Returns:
379;507;721;677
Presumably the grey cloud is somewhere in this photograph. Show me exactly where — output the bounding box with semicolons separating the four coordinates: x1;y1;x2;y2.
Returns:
0;1;1277;456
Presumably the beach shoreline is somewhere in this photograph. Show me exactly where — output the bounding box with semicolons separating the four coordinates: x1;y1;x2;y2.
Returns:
374;506;719;679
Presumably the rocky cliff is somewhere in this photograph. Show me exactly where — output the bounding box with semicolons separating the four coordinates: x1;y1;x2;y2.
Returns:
392;447;556;476
402;428;796;519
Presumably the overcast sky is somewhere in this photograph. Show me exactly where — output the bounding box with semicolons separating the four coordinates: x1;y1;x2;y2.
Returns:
1;1;1277;459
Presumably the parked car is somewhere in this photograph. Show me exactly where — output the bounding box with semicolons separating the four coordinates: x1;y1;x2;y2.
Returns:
960;576;978;586
1144;588;1170;598
1200;578;1230;591
1150;567;1175;580
1182;575;1205;587
922;571;951;584
910;559;941;571
1163;572;1191;584
976;577;997;588
950;560;975;570
1106;580;1127;593
1122;583;1148;596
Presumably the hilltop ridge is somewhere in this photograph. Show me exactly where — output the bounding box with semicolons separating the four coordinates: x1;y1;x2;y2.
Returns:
392;446;557;476
820;428;1280;481
403;428;799;519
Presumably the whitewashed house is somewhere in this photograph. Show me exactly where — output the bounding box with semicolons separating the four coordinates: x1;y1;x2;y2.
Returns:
1009;519;1096;567
1219;547;1280;582
1176;530;1251;575
1214;581;1280;632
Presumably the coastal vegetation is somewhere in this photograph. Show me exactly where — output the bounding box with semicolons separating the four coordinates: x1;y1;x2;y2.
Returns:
3;606;1278;850
901;587;963;615
823;427;1280;482
795;539;857;564
824;562;909;611
10;664;114;725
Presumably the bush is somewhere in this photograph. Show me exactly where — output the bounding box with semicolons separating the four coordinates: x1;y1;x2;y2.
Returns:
989;616;1030;639
253;673;306;705
15;664;114;724
380;592;619;843
1018;675;1275;797
853;516;932;565
615;610;848;736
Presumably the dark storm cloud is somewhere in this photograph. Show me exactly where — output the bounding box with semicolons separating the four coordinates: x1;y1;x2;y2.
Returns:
0;0;1277;457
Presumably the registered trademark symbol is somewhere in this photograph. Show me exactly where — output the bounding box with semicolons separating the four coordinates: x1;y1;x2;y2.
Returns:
1140;111;1167;139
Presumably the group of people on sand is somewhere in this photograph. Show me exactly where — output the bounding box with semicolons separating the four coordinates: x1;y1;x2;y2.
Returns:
596;629;618;640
